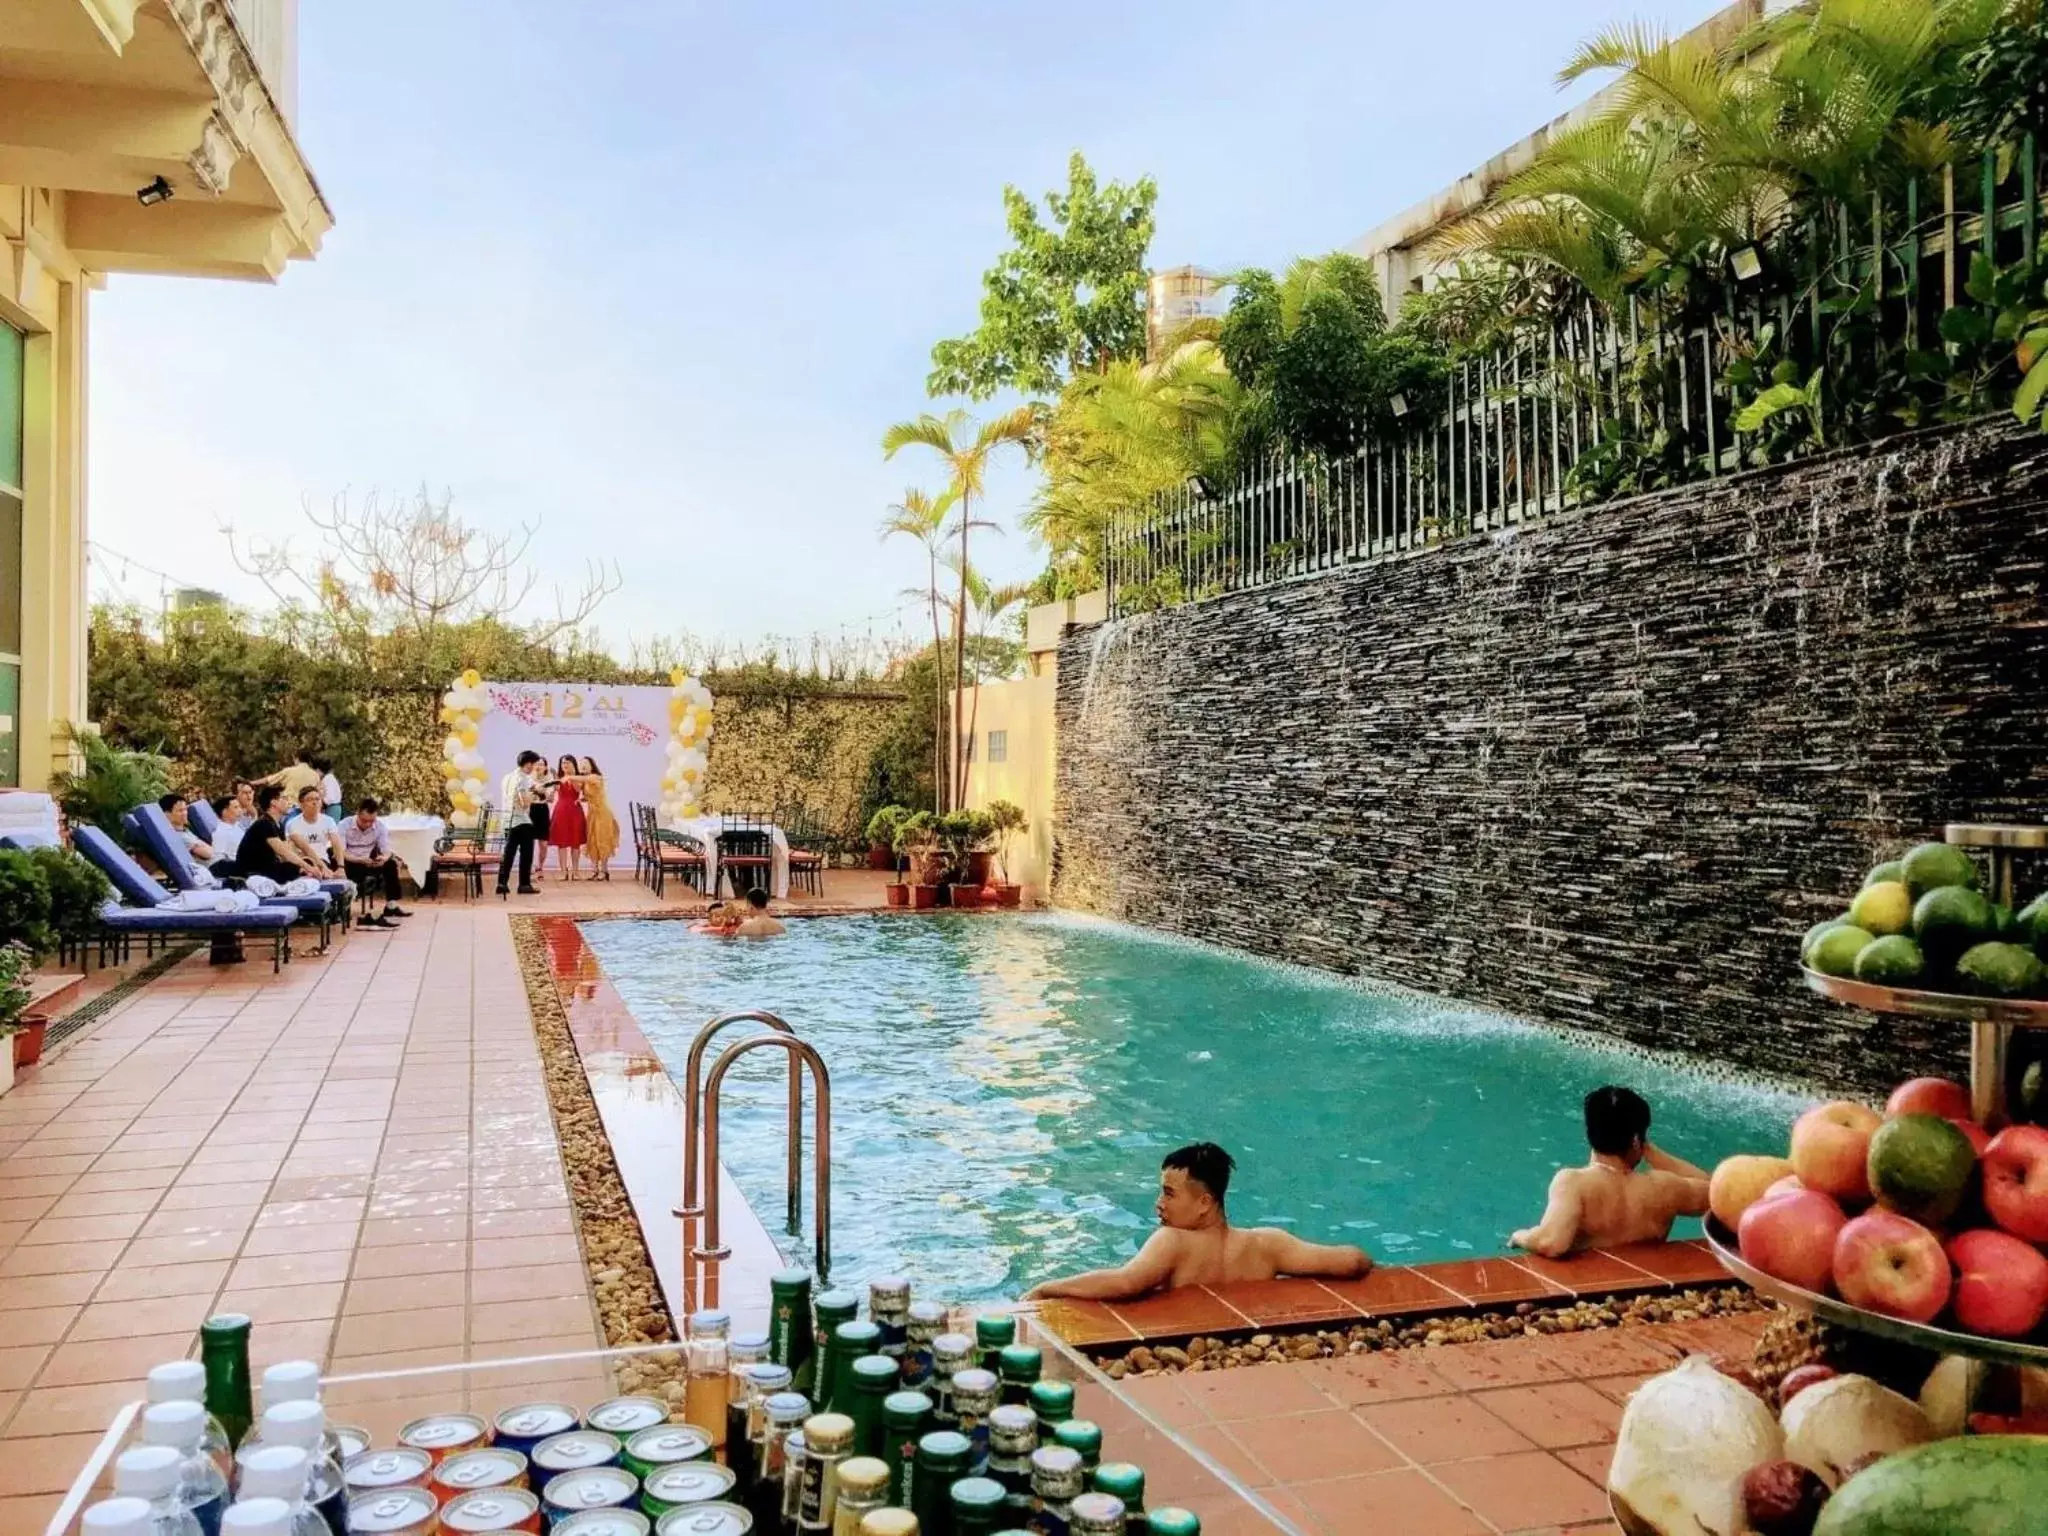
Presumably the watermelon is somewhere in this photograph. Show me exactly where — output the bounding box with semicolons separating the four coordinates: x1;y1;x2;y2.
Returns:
1813;1434;2048;1533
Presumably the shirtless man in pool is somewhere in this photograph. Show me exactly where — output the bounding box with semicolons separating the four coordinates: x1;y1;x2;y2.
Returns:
1509;1085;1712;1257
1023;1142;1373;1301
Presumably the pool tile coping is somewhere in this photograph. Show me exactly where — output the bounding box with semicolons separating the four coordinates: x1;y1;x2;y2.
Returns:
532;914;1738;1352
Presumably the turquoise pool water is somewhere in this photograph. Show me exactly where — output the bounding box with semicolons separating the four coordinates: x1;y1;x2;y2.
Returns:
580;913;1804;1301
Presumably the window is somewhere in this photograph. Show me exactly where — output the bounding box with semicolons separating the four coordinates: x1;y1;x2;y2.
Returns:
986;730;1007;764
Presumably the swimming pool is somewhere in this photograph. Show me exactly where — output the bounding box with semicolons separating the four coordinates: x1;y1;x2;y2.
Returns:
580;912;1805;1301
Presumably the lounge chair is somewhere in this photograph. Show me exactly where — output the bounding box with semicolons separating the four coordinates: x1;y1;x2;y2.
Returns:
0;829;58;850
68;826;296;973
127;803;343;945
187;798;222;842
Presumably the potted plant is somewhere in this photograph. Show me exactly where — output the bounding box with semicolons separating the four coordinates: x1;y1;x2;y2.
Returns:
986;800;1028;906
866;806;908;875
894;811;943;909
0;942;33;1086
938;810;997;907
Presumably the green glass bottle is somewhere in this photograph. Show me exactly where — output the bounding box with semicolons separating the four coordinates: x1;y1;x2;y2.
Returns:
1052;1420;1101;1472
880;1390;933;1510
994;1346;1041;1408
910;1431;972;1536
829;1321;882;1419
947;1476;1007;1536
1026;1382;1074;1430
846;1355;899;1458
1144;1509;1198;1536
811;1292;861;1411
199;1313;254;1448
771;1272;817;1393
1091;1464;1144;1514
972;1316;1015;1373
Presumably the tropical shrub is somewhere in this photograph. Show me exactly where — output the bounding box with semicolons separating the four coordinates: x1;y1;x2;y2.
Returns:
48;725;171;841
0;853;55;960
30;847;112;953
0;943;32;1032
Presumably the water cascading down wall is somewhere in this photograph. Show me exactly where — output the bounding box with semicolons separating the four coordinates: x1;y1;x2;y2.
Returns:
1053;418;2048;1096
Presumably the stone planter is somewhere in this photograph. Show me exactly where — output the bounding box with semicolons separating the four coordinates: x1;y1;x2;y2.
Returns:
885;884;909;908
908;885;938;910
12;1015;48;1069
992;883;1023;908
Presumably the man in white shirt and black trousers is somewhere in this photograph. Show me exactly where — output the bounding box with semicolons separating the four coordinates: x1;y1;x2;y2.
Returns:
496;750;545;897
342;798;412;929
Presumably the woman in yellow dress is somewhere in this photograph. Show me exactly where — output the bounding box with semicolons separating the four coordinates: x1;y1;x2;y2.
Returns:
578;755;621;881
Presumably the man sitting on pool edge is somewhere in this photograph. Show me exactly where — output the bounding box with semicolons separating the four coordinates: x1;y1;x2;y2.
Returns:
1022;1142;1373;1301
1509;1085;1712;1257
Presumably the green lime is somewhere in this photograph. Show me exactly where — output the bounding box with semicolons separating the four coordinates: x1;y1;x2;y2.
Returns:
1802;919;1853;965
1901;841;1979;897
1809;925;1876;978
1912;886;1997;970
1854;934;1925;985
1955;942;2047;1000
1863;860;1906;889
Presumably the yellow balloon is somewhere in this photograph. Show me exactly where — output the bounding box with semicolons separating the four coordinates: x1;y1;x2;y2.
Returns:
459;726;478;748
461;668;481;688
441;761;460;779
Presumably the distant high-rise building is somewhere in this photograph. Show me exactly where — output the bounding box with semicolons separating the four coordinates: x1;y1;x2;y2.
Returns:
1145;265;1229;361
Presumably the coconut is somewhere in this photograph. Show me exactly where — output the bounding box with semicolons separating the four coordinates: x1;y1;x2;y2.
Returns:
1610;1354;1785;1535
1782;1373;1935;1487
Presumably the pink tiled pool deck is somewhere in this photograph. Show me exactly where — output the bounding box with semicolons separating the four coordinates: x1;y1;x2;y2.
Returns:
0;878;1769;1536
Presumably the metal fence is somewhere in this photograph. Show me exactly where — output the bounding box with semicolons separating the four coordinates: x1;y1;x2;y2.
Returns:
1106;135;2046;617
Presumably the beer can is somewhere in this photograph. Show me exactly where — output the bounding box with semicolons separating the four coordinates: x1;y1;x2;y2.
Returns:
494;1405;581;1457
346;1448;436;1495
432;1448;530;1503
348;1486;441;1536
531;1431;624;1476
403;1413;492;1464
585;1398;670;1438
653;1503;753;1536
541;1467;640;1525
551;1512;651;1536
640;1462;737;1520
334;1424;374;1463
621;1426;714;1482
440;1489;544;1535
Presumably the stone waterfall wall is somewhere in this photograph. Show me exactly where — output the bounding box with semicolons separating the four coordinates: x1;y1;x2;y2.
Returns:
1054;419;2048;1096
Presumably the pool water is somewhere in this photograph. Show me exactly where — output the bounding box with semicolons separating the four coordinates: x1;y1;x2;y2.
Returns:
580;913;1804;1301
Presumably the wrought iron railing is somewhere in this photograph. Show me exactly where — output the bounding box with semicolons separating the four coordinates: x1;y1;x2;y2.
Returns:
1106;135;2046;617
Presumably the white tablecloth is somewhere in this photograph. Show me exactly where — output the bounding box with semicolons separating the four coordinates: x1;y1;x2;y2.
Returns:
382;814;446;882
667;815;790;899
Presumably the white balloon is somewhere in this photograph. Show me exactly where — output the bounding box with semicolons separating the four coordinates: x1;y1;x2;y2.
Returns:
443;735;463;760
442;689;462;710
452;809;479;829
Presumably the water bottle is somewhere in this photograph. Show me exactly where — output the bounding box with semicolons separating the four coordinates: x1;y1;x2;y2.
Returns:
81;1496;155;1536
236;1447;334;1536
113;1447;205;1536
141;1402;229;1536
139;1361;233;1477
234;1402;345;1536
257;1361;345;1465
218;1499;292;1536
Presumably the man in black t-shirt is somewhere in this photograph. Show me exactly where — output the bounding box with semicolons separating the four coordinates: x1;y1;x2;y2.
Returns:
236;784;323;886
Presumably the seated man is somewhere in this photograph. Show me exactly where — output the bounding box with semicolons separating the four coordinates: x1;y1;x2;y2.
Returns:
235;783;332;895
341;797;412;929
209;795;249;862
161;793;234;880
1024;1142;1372;1301
731;887;787;938
287;785;344;876
1510;1086;1711;1257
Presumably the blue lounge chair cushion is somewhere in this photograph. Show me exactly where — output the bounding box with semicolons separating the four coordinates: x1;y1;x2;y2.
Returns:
0;830;59;851
130;804;330;917
71;825;171;908
98;903;293;932
188;798;222;841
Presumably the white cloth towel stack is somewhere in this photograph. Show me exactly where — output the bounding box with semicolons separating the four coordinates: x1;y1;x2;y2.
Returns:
163;889;257;913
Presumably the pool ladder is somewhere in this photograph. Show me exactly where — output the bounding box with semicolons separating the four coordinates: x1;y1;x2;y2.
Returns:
676;1009;833;1280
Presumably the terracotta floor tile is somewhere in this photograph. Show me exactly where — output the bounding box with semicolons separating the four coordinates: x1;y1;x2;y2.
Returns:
84;1259;230;1307
156;1180;275;1210
1180;1421;1271;1488
345;1272;467;1315
1205;1280;1360;1329
1511;1251;1667;1295
1286;1467;1489;1536
1596;1241;1729;1286
472;1235;582;1270
134;1205;260;1240
239;1222;361;1258
267;1175;372;1201
0;1431;112;1497
41;1189;161;1220
358;1215;469;1248
0;1274;101;1311
1026;1299;1136;1346
255;1197;369;1228
468;1208;575;1240
1358;1393;1540;1464
0;1346;51;1392
0;1240;124;1278
247;1319;339;1374
36;1331;196;1388
1418;1259;1570;1307
1425;1337;1576;1393
1300;1350;1458;1406
1178;1360;1338;1423
1533;1329;1686;1380
1320;1265;1464;1318
348;1242;469;1280
119;1232;243;1266
0;1197;58;1224
11;1379;145;1436
1108;1287;1250;1340
1113;1373;1210;1430
1584;1371;1659;1408
1227;1408;1403;1484
470;1296;596;1344
226;1250;355;1290
1556;1442;1614;1486
0;1306;79;1348
1429;1450;1609;1530
212;1282;345;1324
334;1305;466;1357
1474;1381;1625;1449
68;1294;218;1342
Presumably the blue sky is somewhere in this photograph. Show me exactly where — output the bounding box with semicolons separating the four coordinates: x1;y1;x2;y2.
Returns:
86;0;1717;656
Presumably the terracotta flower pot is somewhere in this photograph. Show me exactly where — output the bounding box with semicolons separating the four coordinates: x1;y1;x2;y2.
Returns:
867;845;894;870
885;883;909;908
964;851;994;886
995;884;1023;908
910;850;948;887
908;885;938;910
12;1015;47;1069
950;883;985;908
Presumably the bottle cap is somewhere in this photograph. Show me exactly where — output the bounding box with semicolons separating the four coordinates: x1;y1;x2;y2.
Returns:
1092;1464;1145;1504
914;1430;972;1471
799;1413;855;1454
262;1360;322;1406
80;1498;154;1536
239;1446;312;1502
833;1457;891;1499
906;1301;947;1328
1053;1420;1103;1458
142;1400;206;1451
220;1498;294;1536
742;1363;793;1393
833;1320;881;1349
858;1513;918;1536
949;1368;998;1409
732;1331;771;1356
688;1309;730;1337
814;1290;861;1320
931;1333;973;1365
764;1392;811;1425
770;1270;813;1293
1145;1510;1199;1536
1029;1382;1075;1422
145;1361;207;1405
867;1277;910;1307
881;1391;933;1427
948;1478;1007;1514
973;1316;1016;1349
851;1356;899;1394
996;1345;1042;1382
113;1447;182;1501
260;1399;326;1449
201;1314;254;1341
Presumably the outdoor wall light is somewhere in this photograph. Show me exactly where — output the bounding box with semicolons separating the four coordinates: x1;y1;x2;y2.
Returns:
1390;393;1411;418
136;176;175;207
1730;245;1764;283
1187;475;1214;498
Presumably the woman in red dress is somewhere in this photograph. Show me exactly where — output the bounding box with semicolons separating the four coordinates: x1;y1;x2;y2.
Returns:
547;754;589;880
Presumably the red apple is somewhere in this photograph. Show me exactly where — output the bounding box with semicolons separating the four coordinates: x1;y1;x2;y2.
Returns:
1984;1126;2048;1243
1887;1077;1974;1121
1950;1118;1992;1156
1766;1174;1809;1200
1833;1210;1953;1322
1948;1228;2048;1338
1791;1101;1884;1202
1740;1186;1848;1293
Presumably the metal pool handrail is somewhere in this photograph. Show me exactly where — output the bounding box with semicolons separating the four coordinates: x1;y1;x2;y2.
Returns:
679;1009;802;1230
694;1033;832;1280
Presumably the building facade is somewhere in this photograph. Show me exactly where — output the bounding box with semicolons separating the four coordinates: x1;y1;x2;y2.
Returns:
0;0;327;787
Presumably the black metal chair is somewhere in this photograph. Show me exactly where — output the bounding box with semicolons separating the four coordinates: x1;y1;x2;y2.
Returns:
429;804;496;901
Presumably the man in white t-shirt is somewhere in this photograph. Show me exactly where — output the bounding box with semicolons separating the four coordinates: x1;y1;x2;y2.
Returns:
288;785;343;874
209;796;248;861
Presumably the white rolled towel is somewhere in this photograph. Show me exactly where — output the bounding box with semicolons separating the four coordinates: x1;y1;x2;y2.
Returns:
244;875;281;898
281;877;322;899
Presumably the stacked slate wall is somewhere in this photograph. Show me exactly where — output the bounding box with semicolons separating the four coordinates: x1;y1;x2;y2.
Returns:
1053;419;2048;1095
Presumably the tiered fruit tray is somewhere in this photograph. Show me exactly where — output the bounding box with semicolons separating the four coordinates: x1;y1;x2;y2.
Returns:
1799;968;2048;1026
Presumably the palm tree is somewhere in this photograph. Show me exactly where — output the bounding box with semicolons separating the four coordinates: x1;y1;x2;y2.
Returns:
878;486;957;813
881;406;1038;808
